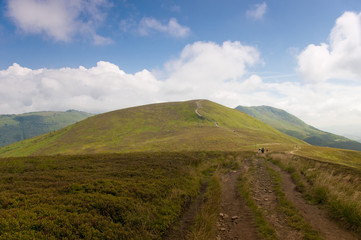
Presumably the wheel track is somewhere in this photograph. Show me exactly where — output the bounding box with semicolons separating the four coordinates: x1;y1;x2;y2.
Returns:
216;167;260;240
249;157;304;239
268;161;359;240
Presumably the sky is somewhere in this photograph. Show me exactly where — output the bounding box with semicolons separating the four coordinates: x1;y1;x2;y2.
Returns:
1;0;361;139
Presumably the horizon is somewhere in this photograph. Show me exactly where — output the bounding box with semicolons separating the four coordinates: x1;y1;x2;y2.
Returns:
1;0;361;138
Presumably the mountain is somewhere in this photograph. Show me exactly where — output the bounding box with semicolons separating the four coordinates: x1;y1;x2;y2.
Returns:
0;110;93;148
235;105;361;151
0;100;304;157
343;134;361;143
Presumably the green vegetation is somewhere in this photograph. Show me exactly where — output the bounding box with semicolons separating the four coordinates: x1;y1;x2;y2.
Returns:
0;110;92;147
0;152;227;239
267;152;361;234
236;105;361;151
295;145;361;169
238;160;277;240
265;165;322;239
0;100;303;157
0;100;359;239
187;170;221;240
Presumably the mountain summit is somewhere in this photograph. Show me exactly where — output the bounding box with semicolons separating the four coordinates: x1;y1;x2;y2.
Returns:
0;100;302;157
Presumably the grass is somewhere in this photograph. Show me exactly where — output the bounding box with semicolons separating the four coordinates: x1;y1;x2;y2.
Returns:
0;110;92;148
267;152;361;234
294;145;361;169
235;105;361;151
1;150;359;238
184;152;253;239
238;155;323;239
265;165;322;239
238;159;277;240
0;100;303;157
187;170;222;240
0;152;229;239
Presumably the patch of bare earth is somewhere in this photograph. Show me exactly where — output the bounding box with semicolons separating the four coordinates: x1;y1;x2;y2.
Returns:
269;162;359;240
164;181;208;240
216;169;260;240
250;158;303;239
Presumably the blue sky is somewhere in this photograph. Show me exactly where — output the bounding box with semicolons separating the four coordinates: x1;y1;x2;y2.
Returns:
2;0;359;72
1;0;361;139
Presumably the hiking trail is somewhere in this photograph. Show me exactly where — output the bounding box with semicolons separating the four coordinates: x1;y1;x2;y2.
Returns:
195;100;219;127
164;153;358;239
216;168;260;240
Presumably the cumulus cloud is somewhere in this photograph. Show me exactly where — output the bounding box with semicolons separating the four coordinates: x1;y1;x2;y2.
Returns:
1;40;361;138
161;41;260;99
246;2;267;20
6;0;112;44
138;17;190;38
0;41;259;113
0;61;160;113
298;11;361;82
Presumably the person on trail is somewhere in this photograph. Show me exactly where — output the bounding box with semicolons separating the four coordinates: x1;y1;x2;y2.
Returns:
261;148;264;153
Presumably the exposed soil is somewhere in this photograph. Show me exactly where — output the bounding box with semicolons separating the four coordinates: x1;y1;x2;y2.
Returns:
249;157;304;239
164;181;208;240
269;162;359;240
216;169;260;240
195;100;219;127
165;154;359;239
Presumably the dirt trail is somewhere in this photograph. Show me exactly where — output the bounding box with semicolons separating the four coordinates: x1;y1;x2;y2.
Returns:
269;162;358;240
250;158;304;239
195;100;203;118
165;154;358;239
164;181;208;240
216;169;260;240
195;100;219;127
288;145;301;155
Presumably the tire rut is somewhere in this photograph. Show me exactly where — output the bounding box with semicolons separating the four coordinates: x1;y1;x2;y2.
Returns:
216;169;260;240
164;180;208;240
268;162;359;240
250;158;303;239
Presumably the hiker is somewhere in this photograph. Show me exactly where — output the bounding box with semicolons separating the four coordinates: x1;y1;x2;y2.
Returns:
261;148;264;153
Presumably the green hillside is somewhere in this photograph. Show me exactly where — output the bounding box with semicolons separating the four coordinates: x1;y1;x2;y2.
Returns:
0;100;360;239
0;100;304;157
0;110;93;148
235;105;361;151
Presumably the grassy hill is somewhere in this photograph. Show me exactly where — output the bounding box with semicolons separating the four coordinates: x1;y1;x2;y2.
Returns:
236;105;361;151
0;110;93;148
0;100;360;239
0;100;304;157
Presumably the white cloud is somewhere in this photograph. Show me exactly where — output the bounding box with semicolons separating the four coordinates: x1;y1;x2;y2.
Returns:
246;2;267;20
138;17;190;38
0;41;259;113
161;41;260;100
298;11;361;82
1;40;361;139
6;0;112;44
0;61;160;113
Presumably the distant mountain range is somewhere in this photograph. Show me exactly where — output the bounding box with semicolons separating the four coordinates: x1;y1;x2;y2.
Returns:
235;105;361;151
0;110;93;147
